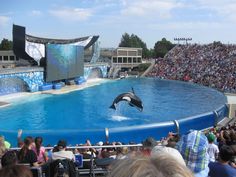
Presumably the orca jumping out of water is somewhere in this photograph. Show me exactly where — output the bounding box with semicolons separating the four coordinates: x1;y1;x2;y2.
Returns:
109;88;143;112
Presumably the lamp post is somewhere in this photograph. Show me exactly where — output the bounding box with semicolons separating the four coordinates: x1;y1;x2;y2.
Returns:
174;38;192;45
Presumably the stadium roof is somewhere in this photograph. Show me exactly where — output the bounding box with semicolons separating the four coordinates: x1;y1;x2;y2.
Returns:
25;34;99;49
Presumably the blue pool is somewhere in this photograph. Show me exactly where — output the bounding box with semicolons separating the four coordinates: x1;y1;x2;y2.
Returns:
0;77;228;146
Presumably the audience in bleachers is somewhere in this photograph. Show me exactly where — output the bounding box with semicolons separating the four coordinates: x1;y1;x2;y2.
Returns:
147;43;236;93
0;120;236;177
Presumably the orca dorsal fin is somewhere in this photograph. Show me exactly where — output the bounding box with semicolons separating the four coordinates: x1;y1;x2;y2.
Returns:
131;87;135;94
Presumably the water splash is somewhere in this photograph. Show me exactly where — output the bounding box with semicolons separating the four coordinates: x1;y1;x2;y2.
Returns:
110;115;131;122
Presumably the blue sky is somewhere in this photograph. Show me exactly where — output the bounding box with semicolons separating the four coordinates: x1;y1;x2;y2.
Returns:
1;0;236;48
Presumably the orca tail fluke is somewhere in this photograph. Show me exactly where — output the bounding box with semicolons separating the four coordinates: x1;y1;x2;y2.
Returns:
109;104;116;110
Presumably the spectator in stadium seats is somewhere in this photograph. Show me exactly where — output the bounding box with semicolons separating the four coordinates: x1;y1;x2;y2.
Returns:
147;43;236;93
52;140;75;161
17;136;39;167
101;142;116;158
0;164;32;177
84;139;97;157
95;141;103;159
165;132;180;148
208;145;236;177
115;142;128;159
17;129;24;148
207;133;219;162
1;150;18;167
141;137;157;156
107;154;194;177
229;130;236;145
128;141;140;158
176;130;209;177
32;137;47;164
229;145;236;168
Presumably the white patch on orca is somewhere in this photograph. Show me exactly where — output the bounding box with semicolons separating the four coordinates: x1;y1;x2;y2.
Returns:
122;96;131;102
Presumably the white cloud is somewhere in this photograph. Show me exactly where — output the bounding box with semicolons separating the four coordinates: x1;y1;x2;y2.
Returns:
148;21;222;30
0;16;10;27
49;7;93;21
196;0;236;22
121;0;183;18
31;10;42;16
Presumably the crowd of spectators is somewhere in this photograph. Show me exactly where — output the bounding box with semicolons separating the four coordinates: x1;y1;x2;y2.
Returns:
147;42;236;93
0;121;236;177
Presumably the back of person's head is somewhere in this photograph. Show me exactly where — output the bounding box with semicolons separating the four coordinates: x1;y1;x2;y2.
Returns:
0;135;6;157
108;155;193;177
35;137;43;146
0;164;32;177
219;145;234;162
142;137;157;150
24;136;34;147
1;151;18;167
18;136;34;162
229;130;236;143
57;139;67;150
207;133;216;143
35;137;43;155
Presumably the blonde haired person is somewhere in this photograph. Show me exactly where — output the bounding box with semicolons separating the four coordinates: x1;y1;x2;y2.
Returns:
107;154;194;177
0;136;7;158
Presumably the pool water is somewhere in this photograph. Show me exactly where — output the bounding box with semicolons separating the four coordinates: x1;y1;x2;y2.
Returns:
0;77;227;145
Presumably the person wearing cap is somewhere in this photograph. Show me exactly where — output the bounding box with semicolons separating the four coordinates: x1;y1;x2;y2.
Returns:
207;133;219;162
176;130;209;177
52;140;75;161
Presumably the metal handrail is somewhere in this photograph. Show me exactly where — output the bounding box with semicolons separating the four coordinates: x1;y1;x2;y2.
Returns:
10;144;143;151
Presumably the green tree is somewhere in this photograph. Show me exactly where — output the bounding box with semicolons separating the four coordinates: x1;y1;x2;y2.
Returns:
119;33;149;58
153;38;175;58
119;33;131;47
0;38;13;50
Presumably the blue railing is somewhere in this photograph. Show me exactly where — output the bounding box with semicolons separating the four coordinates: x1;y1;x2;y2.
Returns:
0;104;228;147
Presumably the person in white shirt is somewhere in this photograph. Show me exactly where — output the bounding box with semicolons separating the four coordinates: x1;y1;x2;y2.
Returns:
207;133;219;162
52;140;75;161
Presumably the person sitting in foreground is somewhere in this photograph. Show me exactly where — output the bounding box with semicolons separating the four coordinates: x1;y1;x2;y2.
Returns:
107;154;194;177
176;130;209;177
52;140;75;161
208;145;236;177
0;164;32;177
17;136;39;167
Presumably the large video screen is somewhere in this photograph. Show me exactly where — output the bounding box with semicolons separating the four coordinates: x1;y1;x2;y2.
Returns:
46;44;84;82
